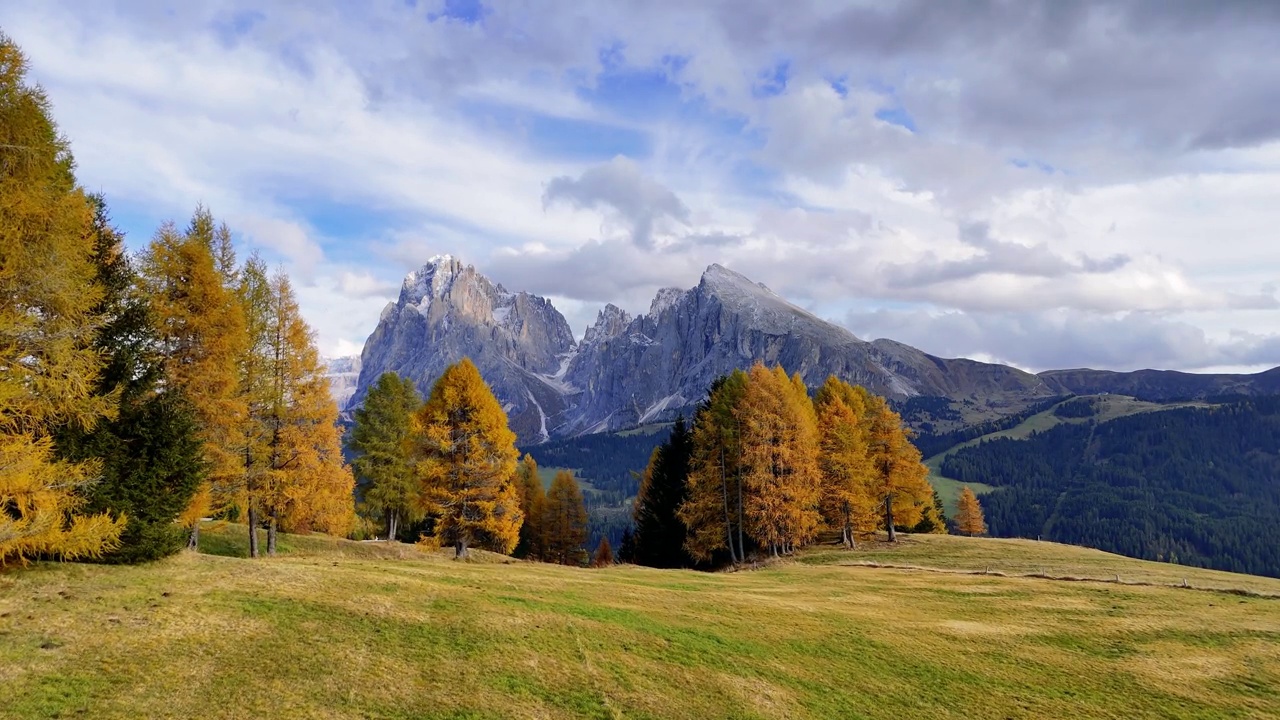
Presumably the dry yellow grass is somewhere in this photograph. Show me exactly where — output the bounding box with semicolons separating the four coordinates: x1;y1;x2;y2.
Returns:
1;526;1278;719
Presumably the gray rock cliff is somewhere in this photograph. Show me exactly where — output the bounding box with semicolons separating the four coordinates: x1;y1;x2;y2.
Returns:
351;259;1062;443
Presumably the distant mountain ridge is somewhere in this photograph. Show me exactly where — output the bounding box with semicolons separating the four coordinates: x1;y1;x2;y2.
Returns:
347;256;1280;444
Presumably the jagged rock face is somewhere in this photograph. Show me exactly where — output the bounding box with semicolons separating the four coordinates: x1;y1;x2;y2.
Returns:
353;258;1063;443
323;355;362;409
555;264;1057;435
350;256;576;442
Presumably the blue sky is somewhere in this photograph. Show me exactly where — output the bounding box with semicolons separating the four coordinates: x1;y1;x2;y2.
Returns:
3;1;1280;371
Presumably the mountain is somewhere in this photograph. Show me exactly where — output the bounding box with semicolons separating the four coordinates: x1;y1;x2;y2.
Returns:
352;258;1063;443
350;255;576;442
323;355;362;409
556;264;1057;436
1039;366;1280;401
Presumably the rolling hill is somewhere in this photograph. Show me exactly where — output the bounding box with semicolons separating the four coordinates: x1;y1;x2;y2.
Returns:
3;523;1278;719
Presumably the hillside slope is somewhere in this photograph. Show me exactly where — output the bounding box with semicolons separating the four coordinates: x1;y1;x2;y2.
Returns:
3;526;1278;719
940;396;1280;577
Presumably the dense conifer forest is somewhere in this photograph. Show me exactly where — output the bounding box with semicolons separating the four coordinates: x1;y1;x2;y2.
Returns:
941;397;1280;577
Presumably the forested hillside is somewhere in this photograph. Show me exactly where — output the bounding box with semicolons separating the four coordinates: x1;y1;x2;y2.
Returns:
941;397;1280;577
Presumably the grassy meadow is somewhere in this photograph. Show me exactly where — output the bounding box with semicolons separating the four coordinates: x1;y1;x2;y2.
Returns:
2;524;1278;719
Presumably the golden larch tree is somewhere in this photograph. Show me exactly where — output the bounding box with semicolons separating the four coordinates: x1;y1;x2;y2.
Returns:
259;272;355;551
0;35;123;566
543;469;588;566
411;358;521;557
591;536;614;567
814;377;878;547
738;363;822;556
955;486;987;536
863;392;936;541
138;209;247;548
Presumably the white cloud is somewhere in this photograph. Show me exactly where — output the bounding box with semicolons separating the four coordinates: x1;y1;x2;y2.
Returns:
3;0;1279;372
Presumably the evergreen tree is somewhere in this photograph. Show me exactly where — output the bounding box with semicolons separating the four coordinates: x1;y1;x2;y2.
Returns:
233;253;274;556
55;197;205;563
955;486;987;536
591;536;614;567
513;454;545;559
911;489;949;535
543;470;588;565
632;416;693;568
0;36;123;566
348;372;422;542
680;372;748;564
411;358;522;557
616;527;636;564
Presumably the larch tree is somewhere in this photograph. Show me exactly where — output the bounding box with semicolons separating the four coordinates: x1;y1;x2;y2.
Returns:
259;272;355;552
513;453;545;559
543;470;588;566
348;372;422;542
139;209;247;550
411;358;522;558
738;364;822;556
632;417;693;568
955;487;987;536
54;197;205;563
814;377;877;548
863;392;936;542
591;536;614;567
233;254;275;556
0;35;123;565
679;371;748;564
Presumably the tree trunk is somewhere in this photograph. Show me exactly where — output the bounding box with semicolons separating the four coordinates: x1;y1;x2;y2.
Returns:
736;473;746;561
719;449;738;565
389;511;399;543
885;495;896;543
248;505;260;558
267;516;278;556
188;523;200;551
455;537;469;559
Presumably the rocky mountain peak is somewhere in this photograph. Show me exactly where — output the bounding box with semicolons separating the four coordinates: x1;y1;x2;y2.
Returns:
349;255;576;442
648;287;687;317
583;303;632;345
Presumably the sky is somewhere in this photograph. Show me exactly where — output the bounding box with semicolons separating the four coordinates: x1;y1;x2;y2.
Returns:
4;0;1279;373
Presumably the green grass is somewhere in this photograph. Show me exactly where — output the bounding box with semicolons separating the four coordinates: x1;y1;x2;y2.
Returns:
2;525;1278;719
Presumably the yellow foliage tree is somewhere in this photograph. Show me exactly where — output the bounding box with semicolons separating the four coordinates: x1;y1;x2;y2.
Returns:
139;209;247;549
543;470;588;566
738;364;822;556
814;377;878;547
864;393;936;541
955;486;987;536
0;35;123;566
260;272;355;550
411;358;521;557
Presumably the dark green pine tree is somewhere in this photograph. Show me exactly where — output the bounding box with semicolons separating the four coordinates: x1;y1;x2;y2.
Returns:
57;196;206;563
347;372;423;541
616;527;636;564
632;416;693;568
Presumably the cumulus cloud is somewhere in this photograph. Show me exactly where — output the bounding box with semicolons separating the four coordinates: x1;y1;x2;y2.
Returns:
4;0;1279;369
844;308;1280;373
543;156;691;248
